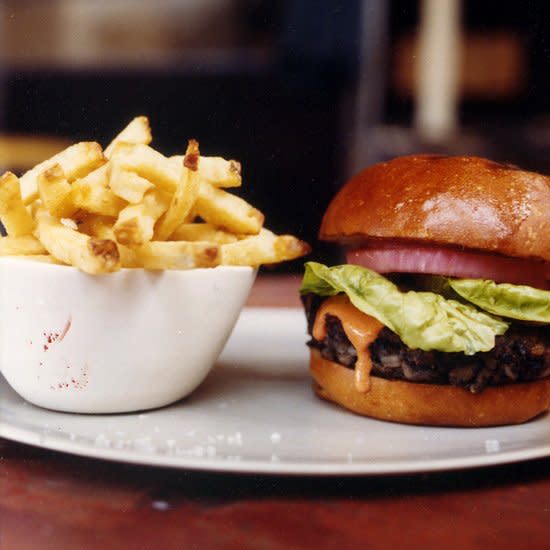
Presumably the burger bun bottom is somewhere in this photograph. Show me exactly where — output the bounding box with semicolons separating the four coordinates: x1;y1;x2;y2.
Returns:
310;349;550;427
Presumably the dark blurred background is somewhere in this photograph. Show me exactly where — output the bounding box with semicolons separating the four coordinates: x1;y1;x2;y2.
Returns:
1;0;549;270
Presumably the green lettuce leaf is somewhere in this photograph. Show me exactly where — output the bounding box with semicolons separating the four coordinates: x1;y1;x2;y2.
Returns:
300;262;509;355
448;279;550;323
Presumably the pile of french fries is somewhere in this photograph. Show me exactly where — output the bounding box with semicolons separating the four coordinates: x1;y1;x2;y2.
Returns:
0;117;310;274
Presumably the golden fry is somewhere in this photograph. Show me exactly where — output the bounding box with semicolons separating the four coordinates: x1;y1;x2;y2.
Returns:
133;241;220;270
170;223;239;244
194;182;264;235
108;162;154;204
20;142;105;203
0;172;34;236
110;143;179;194
104;116;152;158
154;140;200;240
34;209;120;274
70;180;127;217
37;164;76;218
78;215;115;238
0;116;310;273
75;163;109;188
0;235;47;255
113;189;169;246
77;216;141;268
170;154;241;188
220;229;311;266
199;156;241;187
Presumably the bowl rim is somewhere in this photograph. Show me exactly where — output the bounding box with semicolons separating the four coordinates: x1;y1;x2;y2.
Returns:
0;255;257;276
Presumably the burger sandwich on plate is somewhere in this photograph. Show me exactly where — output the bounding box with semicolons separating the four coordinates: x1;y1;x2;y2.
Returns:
300;155;550;426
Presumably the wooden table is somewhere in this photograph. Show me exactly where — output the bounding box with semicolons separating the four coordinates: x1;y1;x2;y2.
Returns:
1;275;549;549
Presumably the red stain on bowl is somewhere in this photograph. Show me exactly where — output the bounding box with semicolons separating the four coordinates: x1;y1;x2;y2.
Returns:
59;316;72;341
42;316;72;351
49;364;89;391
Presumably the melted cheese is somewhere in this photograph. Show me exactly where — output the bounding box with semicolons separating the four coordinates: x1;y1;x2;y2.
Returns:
312;295;383;393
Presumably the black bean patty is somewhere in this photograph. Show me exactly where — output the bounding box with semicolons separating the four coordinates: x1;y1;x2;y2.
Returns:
302;294;550;393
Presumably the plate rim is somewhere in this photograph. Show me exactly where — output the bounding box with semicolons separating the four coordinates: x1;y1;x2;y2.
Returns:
1;307;549;475
2;417;550;475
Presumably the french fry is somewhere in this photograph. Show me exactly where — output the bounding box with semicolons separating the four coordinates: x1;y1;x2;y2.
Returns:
108;162;154;204
199;156;241;187
0;172;34;236
37;164;77;218
75;163;109;188
169;155;241;188
118;246;142;268
70;179;127;217
194;182;264;235
34;209;120;274
154;140;201;240
220;229;311;266
78;215;116;239
20;142;105;203
110;143;179;194
60;218;79;230
134;241;220;270
1;117;310;272
0;235;47;255
104;116;152;159
113;189;170;246
77;216;141;268
170;223;239;244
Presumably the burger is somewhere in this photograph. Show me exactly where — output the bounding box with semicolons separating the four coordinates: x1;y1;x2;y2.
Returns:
300;155;550;426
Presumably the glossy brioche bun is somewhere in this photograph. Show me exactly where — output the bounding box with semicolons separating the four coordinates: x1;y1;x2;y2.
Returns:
310;349;550;427
320;155;550;262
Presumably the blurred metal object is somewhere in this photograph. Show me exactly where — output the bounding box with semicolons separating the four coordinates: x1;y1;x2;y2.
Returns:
415;0;462;142
0;1;5;132
356;0;390;131
348;0;390;174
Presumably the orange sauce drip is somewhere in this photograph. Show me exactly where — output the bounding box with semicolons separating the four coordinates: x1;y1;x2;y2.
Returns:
312;295;384;393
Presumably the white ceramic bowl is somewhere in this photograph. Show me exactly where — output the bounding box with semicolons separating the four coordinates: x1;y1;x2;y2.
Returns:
0;257;256;413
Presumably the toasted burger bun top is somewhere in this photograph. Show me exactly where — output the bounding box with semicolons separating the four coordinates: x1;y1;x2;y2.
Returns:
320;155;550;262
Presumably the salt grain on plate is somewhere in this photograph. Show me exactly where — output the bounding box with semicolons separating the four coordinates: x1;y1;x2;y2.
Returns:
94;434;111;448
485;439;501;453
133;437;156;453
206;445;216;457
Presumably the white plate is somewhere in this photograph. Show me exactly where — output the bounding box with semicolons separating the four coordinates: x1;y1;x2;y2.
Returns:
1;308;549;475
